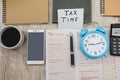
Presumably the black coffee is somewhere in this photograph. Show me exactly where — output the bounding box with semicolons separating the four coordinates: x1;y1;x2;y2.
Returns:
1;27;20;47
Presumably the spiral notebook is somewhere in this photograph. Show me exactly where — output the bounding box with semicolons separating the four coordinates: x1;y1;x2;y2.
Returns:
3;0;48;24
101;0;120;16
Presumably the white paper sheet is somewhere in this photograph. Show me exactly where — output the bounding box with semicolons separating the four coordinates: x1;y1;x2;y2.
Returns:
46;30;120;80
58;9;84;29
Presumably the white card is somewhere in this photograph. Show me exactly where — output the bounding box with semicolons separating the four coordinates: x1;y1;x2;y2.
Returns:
58;8;84;29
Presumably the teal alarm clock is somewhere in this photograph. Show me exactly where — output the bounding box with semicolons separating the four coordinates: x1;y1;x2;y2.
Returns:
80;27;109;59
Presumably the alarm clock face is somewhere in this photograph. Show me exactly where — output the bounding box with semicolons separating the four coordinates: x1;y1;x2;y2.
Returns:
83;33;107;56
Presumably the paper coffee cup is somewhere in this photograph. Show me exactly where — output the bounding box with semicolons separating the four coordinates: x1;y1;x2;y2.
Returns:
0;26;24;49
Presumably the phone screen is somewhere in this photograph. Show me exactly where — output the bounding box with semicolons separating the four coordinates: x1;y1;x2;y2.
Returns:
27;30;44;64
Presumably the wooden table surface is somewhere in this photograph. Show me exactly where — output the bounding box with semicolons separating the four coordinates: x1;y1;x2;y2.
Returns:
0;0;119;80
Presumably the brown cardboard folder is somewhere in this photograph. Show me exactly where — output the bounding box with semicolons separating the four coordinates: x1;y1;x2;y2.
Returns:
3;0;48;24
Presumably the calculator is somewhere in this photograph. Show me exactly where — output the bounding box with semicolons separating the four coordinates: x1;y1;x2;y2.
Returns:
110;24;120;56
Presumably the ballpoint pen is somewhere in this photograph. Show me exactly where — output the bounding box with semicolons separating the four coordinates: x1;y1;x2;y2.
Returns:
70;33;75;67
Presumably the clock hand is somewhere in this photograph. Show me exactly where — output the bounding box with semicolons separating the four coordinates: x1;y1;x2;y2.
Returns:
96;42;104;45
88;43;95;45
88;42;104;46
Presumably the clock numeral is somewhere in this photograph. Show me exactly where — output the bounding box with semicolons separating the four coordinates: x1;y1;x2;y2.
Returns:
94;51;97;55
90;51;92;54
84;44;87;47
101;47;104;49
97;35;99;38
91;34;95;38
88;36;90;39
99;50;101;53
103;42;105;45
86;48;89;51
85;40;88;42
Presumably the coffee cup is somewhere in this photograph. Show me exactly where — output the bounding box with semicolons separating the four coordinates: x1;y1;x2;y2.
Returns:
0;26;24;49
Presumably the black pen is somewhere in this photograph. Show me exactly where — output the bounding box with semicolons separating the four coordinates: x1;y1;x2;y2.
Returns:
70;33;75;67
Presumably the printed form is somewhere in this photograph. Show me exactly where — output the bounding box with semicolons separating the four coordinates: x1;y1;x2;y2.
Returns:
46;30;76;80
46;30;120;80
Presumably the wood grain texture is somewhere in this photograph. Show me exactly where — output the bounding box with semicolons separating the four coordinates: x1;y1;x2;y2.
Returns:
0;0;120;80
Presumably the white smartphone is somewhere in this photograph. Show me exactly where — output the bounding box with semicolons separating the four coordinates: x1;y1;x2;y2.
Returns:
27;30;44;64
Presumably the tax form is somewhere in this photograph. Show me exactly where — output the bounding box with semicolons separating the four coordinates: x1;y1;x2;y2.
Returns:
46;30;120;80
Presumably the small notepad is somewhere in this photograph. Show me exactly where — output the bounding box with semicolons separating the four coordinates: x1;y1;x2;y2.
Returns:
58;9;84;29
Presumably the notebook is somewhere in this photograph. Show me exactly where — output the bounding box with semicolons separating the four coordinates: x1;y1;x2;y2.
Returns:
3;0;48;24
52;0;91;23
46;30;120;80
101;0;120;16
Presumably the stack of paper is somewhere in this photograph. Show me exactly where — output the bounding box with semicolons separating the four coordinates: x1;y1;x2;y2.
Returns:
46;30;120;80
